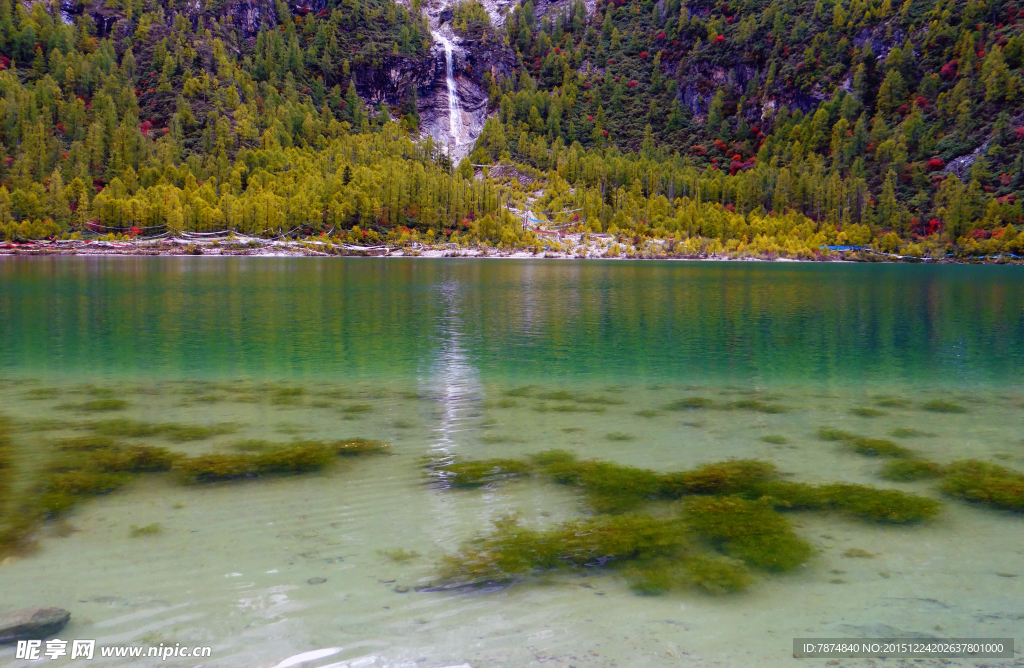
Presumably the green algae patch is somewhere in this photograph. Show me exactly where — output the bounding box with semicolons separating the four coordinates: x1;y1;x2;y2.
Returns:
635;409;661;418
381;548;420;562
751;480;941;523
129;523;163;537
922;400;967;413
889;428;933;438
24;388;61;400
341;403;374;414
435;459;533;488
35;471;134;515
438;514;694;588
760;434;788;444
817;428;913;458
331;438;391;456
847;438;913;458
665;397;714;410
534;451;662;513
605;432;635;441
940;460;1024;511
879;459;945;482
87;419;238;442
850;407;887;417
63;399;129;412
817;427;857;442
660;460;776;498
173;443;335;483
873;396;911;408
684;496;813;572
725;400;789;414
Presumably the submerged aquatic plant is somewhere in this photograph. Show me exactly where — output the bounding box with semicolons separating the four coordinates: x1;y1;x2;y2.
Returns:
760;434;789;444
660;460;776;498
24;388;61;400
173;443;334;483
889;428;932;438
817;428;913;458
331;438;390;456
684;496;812;572
751;480;941;523
87;419;238;442
850;407;887;417
940;460;1024;511
879;459;945;481
380;548;420;562
873;396;910;407
605;432;635;441
129;523;163;537
725;400;788;414
665;397;713;410
432;458;533;487
64;399;129;412
439;514;695;588
921;400;967;413
533;451;662;513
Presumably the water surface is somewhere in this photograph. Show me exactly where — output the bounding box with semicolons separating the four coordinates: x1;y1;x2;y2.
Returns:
1;258;1022;667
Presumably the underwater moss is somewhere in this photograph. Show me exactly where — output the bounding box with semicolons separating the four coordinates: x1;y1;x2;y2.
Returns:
842;548;874;558
605;432;635;441
635;409;660;418
873;396;910;407
24;388;61;400
538;390;577;401
879;459;945;482
684;496;813;572
752;480;941;523
342;404;374;414
129;523;163;537
380;548;420;562
534;451;662;513
846;438;913;458
173;443;334;483
817;427;857;442
665;397;713;410
922;400;967;413
35;471;134;515
817;428;913;458
250;443;335;474
889;428;932;438
760;434;789;444
173;454;258;483
435;459;533;487
502;386;535;397
725;400;788;414
683;555;753;594
331;438;391;456
850;407;887;417
68;399;129;412
940;460;1024;511
660;460;776;498
87;419;238;442
439;514;692;586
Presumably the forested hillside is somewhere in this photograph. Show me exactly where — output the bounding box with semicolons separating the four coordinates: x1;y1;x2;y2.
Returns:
1;0;1022;259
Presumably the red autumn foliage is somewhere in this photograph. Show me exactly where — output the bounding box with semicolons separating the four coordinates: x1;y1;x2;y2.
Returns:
587;115;594;121
940;60;958;78
656;31;666;39
639;51;648;59
915;96;928;107
627;80;638;88
714;35;725;43
970;228;990;239
1014;126;1024;139
140;120;152;135
690;145;708;155
713;138;728;151
926;158;945;171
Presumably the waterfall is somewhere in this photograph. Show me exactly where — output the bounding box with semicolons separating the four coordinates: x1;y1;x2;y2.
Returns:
433;31;464;147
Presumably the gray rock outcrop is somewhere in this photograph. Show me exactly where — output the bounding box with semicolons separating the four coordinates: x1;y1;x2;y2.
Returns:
0;607;71;645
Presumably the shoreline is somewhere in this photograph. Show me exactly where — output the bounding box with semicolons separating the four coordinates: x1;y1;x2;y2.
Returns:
1;237;1021;264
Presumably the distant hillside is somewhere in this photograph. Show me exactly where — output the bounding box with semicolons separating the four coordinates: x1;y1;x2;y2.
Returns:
0;0;1021;259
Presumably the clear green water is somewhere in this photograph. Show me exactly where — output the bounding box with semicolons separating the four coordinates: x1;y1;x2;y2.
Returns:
1;258;1022;667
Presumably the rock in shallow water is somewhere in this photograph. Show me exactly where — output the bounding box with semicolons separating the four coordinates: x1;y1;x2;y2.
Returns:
307;577;327;585
0;607;71;644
